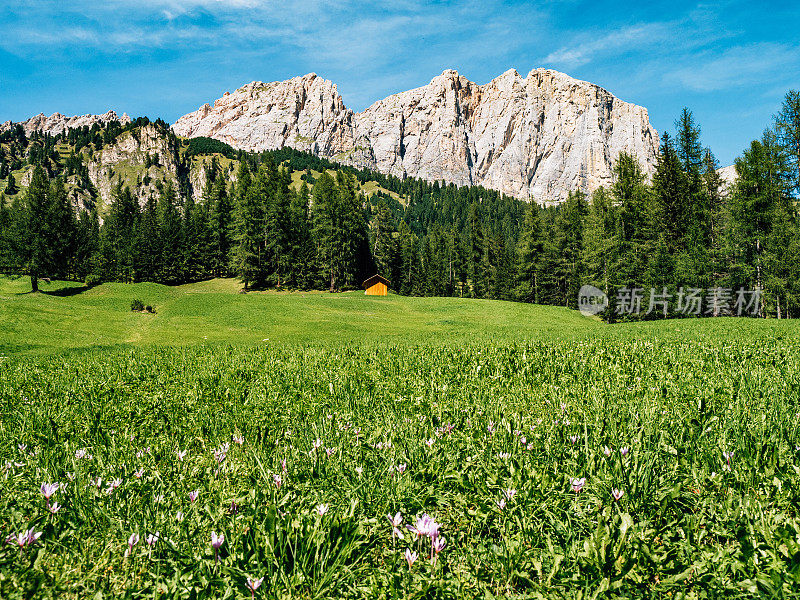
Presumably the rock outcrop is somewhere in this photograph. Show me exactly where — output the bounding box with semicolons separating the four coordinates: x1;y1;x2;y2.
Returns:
173;69;659;202
85;123;181;209
717;165;737;195
2;111;131;137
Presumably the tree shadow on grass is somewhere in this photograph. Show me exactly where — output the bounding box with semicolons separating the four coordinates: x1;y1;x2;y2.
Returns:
42;284;92;297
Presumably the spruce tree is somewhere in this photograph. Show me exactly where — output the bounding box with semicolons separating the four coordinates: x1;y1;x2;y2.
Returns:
774;90;800;196
16;165;52;291
371;198;397;284
516;204;543;303
230;162;264;289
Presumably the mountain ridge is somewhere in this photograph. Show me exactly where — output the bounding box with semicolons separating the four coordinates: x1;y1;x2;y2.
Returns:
172;68;660;202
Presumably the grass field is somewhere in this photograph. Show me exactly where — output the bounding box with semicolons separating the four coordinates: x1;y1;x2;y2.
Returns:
2;277;800;598
1;276;797;356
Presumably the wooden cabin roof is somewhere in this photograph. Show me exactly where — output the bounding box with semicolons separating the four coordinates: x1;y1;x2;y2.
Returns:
362;274;390;289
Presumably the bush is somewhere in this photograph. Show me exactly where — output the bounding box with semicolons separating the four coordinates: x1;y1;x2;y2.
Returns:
85;273;102;288
130;299;144;312
144;305;156;314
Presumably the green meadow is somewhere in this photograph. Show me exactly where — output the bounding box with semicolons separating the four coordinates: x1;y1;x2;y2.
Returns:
3;277;800;598
1;276;797;356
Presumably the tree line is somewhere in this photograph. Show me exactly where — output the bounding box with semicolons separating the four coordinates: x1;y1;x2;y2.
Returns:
0;91;798;318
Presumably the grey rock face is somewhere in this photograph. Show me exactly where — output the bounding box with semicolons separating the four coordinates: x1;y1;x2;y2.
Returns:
173;69;659;202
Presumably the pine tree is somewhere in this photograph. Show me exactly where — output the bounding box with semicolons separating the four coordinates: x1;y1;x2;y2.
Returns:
230;162;264;289
100;183;139;283
209;177;232;278
582;187;616;296
48;177;76;278
156;181;182;284
5;172;17;196
466;202;485;298
774;89;800;196
15;166;52;291
516;204;543;303
728;130;793;316
371;198;397;284
288;183;314;289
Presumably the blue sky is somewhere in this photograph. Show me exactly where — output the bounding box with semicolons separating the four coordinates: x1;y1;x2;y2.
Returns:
0;1;798;166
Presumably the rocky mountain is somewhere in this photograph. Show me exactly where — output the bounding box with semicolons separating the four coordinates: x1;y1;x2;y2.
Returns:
717;164;737;193
2;110;131;137
173;69;659;202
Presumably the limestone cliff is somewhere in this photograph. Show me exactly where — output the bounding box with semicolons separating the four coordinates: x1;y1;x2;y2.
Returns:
2;110;131;137
173;69;659;202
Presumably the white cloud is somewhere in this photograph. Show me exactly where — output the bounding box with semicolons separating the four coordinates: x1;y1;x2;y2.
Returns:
663;43;800;92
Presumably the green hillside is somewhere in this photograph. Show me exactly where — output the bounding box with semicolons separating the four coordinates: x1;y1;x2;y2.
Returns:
1;276;797;356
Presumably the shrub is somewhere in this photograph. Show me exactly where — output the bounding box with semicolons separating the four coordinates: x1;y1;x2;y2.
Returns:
144;305;156;314
85;273;102;287
130;299;144;312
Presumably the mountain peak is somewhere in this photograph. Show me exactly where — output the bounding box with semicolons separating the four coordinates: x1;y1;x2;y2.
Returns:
172;68;659;202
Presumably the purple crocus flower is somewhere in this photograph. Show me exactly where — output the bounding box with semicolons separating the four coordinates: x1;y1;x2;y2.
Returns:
40;482;59;499
211;531;224;563
189;490;200;503
387;512;404;539
612;488;624;501
125;533;139;557
246;576;264;598
404;548;418;568
570;477;586;493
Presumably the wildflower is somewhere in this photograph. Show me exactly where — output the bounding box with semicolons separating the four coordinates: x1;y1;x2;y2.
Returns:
213;444;228;464
425;438;435;448
404;548;418;568
233;435;244;445
612;488;624;501
211;531;224;563
146;532;159;547
246;576;264;598
325;447;336;457
527;443;534;451
620;447;630;457
154;494;164;503
570;477;586;493
355;466;363;475
229;501;239;515
723;450;734;464
520;436;527;445
90;477;102;489
503;488;517;501
396;463;407;474
15;528;42;549
281;458;287;472
134;467;145;479
407;514;440;540
431;536;446;562
108;478;122;491
498;452;510;459
188;490;200;503
315;503;329;516
176;511;184;522
48;502;61;514
496;498;506;510
125;533;139;557
176;450;187;461
75;448;92;460
273;474;282;488
386;512;405;539
570;434;579;445
603;446;612;458
487;422;496;434
40;482;59;500
66;472;75;481
18;443;27;453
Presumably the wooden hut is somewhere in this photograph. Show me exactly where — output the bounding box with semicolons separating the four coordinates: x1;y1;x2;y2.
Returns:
363;274;389;296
